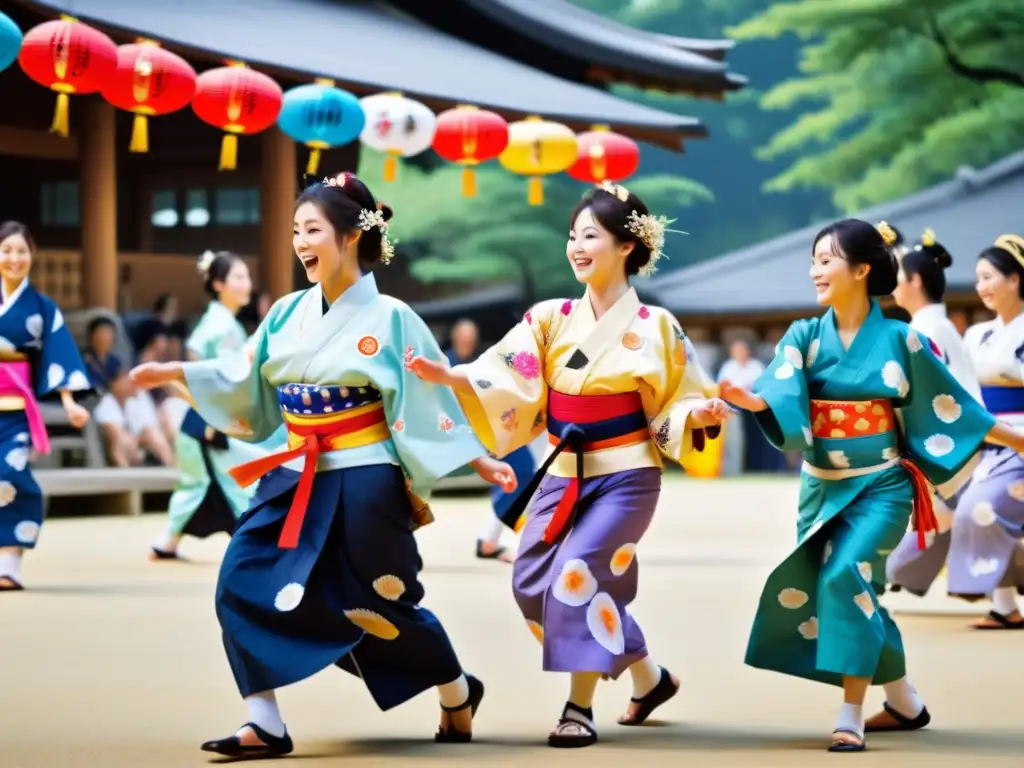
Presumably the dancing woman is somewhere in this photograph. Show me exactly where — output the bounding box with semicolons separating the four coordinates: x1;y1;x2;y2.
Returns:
132;172;516;758
719;220;1024;752
408;183;727;748
151;250;261;560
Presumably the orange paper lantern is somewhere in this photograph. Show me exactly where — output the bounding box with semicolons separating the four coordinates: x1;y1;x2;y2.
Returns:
567;126;640;185
432;106;509;197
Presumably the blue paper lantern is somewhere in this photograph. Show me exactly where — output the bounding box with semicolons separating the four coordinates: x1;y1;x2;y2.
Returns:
277;79;365;176
0;11;23;74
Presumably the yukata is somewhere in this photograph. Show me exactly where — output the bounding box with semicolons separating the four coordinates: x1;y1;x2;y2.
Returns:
165;301;263;541
0;280;91;551
182;273;487;708
454;288;718;679
745;300;994;686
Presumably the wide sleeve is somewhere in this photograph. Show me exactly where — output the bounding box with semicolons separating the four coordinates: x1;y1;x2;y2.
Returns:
751;321;814;452
181;306;281;444
643;317;721;463
452;301;557;458
379;306;487;499
35;301;93;397
898;327;996;487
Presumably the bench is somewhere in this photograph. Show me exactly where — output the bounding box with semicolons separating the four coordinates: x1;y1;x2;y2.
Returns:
36;466;180;517
37;400;107;469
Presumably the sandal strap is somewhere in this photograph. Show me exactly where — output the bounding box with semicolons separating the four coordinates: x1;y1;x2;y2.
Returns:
831;727;864;742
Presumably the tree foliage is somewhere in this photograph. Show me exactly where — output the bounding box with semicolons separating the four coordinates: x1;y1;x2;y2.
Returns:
729;0;1024;211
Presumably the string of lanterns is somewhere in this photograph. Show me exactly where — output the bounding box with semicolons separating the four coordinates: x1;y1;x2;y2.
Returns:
0;12;642;203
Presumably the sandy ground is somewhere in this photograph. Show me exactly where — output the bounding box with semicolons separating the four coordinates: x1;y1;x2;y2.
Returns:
2;475;1022;767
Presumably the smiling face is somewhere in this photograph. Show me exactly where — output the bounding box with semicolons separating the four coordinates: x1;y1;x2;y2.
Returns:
810;233;869;307
293;201;356;285
213;258;253;311
566;207;633;286
0;232;33;287
975;256;1019;314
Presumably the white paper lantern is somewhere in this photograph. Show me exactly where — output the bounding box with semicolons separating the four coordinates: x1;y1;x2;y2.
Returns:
359;92;436;182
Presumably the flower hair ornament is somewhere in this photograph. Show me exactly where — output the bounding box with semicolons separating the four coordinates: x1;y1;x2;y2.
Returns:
920;228;937;247
197;250;216;276
995;233;1024;269
322;172;396;265
876;221;899;247
598;180;684;277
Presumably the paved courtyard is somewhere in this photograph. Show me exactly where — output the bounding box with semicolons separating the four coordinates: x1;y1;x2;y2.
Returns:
3;475;1021;767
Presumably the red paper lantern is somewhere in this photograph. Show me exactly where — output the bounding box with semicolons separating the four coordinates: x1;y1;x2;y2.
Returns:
432;105;509;197
192;61;283;170
101;40;196;153
567;125;640;185
18;15;117;137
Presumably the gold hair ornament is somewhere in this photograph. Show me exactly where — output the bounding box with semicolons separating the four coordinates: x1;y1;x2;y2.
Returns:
599;179;630;202
197;250;216;276
920;228;936;247
321;173;396;265
995;234;1024;271
598;181;685;278
876;221;898;247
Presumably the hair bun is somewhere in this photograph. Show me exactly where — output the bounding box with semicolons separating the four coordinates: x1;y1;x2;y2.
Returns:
934;250;953;269
377;201;394;223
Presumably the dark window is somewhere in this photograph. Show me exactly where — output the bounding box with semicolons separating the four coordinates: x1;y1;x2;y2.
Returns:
40;181;80;226
151;189;178;228
215;188;260;226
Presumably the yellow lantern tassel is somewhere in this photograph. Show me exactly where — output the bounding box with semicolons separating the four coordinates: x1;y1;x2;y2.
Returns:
130;114;149;153
50;93;70;138
219;133;238;171
528;176;543;206
462;167;477;197
306;147;321;176
383;154;398;183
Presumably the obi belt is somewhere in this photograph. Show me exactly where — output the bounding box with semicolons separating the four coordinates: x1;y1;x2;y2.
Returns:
0;359;49;455
498;390;652;544
980;385;1024;418
806;398;936;550
229;383;390;549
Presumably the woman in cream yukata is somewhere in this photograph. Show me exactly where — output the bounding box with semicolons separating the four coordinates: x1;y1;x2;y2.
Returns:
720;219;1024;752
891;234;1024;631
132;172;517;759
0;222;92;591
409;183;728;749
150;250;263;561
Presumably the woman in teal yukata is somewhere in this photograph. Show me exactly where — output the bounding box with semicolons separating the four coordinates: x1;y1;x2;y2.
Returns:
150;250;261;560
720;219;1024;752
131;172;517;759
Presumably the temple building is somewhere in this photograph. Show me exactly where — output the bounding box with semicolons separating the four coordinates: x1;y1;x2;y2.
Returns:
1;0;744;315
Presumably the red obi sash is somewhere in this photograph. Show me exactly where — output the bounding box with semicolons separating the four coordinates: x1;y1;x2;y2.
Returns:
0;361;49;455
228;402;390;549
810;398;936;551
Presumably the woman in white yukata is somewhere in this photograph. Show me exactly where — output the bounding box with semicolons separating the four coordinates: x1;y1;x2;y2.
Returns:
132;172;517;759
409;182;728;748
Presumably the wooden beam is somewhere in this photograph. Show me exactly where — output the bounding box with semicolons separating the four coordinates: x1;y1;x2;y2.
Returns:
259;127;297;300
79;98;118;310
0;126;78;159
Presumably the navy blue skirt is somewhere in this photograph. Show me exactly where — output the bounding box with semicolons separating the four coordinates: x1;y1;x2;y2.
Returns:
216;462;463;710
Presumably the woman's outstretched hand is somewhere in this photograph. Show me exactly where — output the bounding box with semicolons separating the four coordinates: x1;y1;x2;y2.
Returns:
719;380;768;413
470;456;518;493
130;361;185;389
688;397;731;428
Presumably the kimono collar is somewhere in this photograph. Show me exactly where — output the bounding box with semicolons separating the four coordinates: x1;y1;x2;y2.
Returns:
580;285;639;323
322;271;379;309
913;303;948;323
0;277;29;305
207;299;237;321
823;298;883;352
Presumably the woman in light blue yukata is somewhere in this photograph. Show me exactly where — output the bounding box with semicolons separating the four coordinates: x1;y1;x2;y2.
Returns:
131;172;517;759
0;222;92;592
720;219;1024;752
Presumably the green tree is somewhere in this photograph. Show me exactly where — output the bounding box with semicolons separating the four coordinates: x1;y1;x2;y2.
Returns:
357;148;711;303
730;0;1024;211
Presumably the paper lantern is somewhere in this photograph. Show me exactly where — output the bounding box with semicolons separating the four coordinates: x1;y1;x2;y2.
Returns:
278;79;365;176
192;61;283;170
18;16;117;137
100;40;196;153
499;116;577;205
0;11;22;74
432;105;509;197
359;92;436;182
567;126;640;185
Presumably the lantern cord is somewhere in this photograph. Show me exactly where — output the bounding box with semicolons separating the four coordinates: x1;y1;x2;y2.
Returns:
50;94;71;139
462;167;477;198
528;176;543;206
130;114;149;153
383;155;399;183
219;134;238;171
306;148;322;176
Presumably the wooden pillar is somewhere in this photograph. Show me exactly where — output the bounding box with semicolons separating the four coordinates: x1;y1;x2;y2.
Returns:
259;127;297;300
79;97;118;310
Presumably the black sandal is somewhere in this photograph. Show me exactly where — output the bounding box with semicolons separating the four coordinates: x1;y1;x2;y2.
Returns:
0;577;24;591
865;701;931;733
435;674;485;743
618;666;679;726
828;728;866;752
548;702;598;748
475;540;512;562
150;547;185;562
972;610;1024;630
200;721;294;758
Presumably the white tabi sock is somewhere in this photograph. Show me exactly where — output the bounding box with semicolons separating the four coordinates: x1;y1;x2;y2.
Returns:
478;514;504;545
629;655;662;699
0;551;23;583
991;586;1019;616
437;674;470;709
243;691;286;738
152;530;180;554
568;671;602;710
882;677;924;719
835;703;864;740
